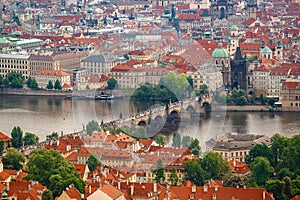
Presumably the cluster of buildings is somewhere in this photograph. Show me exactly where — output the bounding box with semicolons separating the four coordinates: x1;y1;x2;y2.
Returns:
0;127;278;199
0;0;300;110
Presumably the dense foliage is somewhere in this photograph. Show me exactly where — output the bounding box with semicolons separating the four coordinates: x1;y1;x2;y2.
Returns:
132;71;191;102
86;120;101;136
25;149;85;197
86;154;101;172
11;126;23;148
2;148;25;170
23;132;39;146
246;134;300;199
107;78;118;89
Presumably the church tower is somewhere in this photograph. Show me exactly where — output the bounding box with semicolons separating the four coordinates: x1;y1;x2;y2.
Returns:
274;40;283;61
230;47;248;90
248;0;257;19
210;0;234;21
229;25;239;57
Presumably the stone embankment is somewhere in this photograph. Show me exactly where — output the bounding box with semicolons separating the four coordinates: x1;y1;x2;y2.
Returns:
0;88;72;96
213;105;281;112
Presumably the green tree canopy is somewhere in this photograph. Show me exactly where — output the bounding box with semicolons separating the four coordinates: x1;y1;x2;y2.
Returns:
11;126;23;148
169;168;179;186
153;159;165;184
199;84;209;95
189;139;201;156
0;141;4;154
25;149;85;197
46;132;59;140
222;174;249;188
172;132;181;147
86;120;101;136
132;127;148;139
0;75;3;86
29;78;38;90
156;133;166;146
266;179;287;200
250;156;274;186
47;81;53;89
86;154;101;172
182;135;193;147
42;189;53;200
54;79;62;90
183;159;205;186
23;132;39;146
162;71;190;100
2;148;25;170
107;78;118;89
246;143;273;165
201;152;230;180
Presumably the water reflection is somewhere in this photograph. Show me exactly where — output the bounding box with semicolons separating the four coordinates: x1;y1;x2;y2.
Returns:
0;95;299;141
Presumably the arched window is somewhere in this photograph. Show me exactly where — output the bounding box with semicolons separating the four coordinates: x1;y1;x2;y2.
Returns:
216;60;218;65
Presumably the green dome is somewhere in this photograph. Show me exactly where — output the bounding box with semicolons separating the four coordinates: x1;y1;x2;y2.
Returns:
230;25;238;31
212;43;229;58
261;46;272;53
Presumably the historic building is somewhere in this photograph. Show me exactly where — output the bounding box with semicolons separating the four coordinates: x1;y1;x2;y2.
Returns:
230;47;248;90
247;0;258;19
211;42;231;87
210;0;234;21
280;81;300;111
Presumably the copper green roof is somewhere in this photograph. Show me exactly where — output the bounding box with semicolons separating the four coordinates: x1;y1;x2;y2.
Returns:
212;43;229;58
230;25;238;31
261;46;272;53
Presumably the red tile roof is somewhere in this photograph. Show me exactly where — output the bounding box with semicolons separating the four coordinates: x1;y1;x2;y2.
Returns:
282;81;300;90
0;131;11;142
101;184;123;199
35;70;70;77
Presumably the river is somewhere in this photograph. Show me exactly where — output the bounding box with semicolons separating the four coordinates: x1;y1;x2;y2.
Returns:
0;95;299;145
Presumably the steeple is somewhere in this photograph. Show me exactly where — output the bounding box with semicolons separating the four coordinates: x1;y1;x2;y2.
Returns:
234;47;243;60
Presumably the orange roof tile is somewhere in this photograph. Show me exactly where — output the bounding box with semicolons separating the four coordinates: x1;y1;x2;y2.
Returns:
101;184;123;199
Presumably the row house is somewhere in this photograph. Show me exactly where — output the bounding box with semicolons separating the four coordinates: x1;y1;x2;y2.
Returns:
0;53;30;79
268;67;290;98
253;64;271;96
35;70;71;88
178;14;202;31
128;49;156;62
0;131;12;150
187;63;223;92
81;54;124;76
280;80;300;111
29;51;82;76
206;133;271;163
77;74;109;90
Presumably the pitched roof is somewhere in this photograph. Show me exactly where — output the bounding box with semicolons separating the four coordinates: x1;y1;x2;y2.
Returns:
0;132;11;142
282;81;300;90
100;184;123;199
35;70;70;77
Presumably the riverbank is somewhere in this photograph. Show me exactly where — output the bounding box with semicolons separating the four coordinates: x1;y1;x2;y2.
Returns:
0;88;72;97
213;105;281;112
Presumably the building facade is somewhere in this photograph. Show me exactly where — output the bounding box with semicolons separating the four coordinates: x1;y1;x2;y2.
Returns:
0;53;30;79
280;81;300;111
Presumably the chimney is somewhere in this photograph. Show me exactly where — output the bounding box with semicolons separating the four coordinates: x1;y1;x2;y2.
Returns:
130;185;134;196
192;185;196;193
263;191;266;200
233;159;236;167
214;185;218;192
61;131;63;137
118;182;121;190
153;183;157;193
6;182;9;191
203;186;208;193
89;185;91;194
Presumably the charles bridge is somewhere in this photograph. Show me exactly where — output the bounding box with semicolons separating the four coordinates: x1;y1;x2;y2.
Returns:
115;96;213;136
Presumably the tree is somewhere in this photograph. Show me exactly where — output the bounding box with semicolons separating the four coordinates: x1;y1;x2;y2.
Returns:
42;189;53;200
187;76;193;88
86;120;101;136
11;126;23;148
133;127;148;139
0;75;3;86
182;135;193;147
229;89;248;105
54;79;62;90
246;143;273;165
153;159;165;184
46;132;59;140
266;179;287;200
2;148;25;170
29;79;38;90
0;141;4;154
25;149;85;197
169;168;179;186
183;159;205;186
47;81;53;89
223;174;249;188
260;94;267;105
189;139;201;156
3;78;9;85
201;152;230;180
162;71;190;100
23;132;39;146
270;133;289;168
26;77;32;87
156;133;166;146
283;176;293;199
199;84;209;95
107;78;118;89
172;132;181;147
86;154;101;172
250;156;274;186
